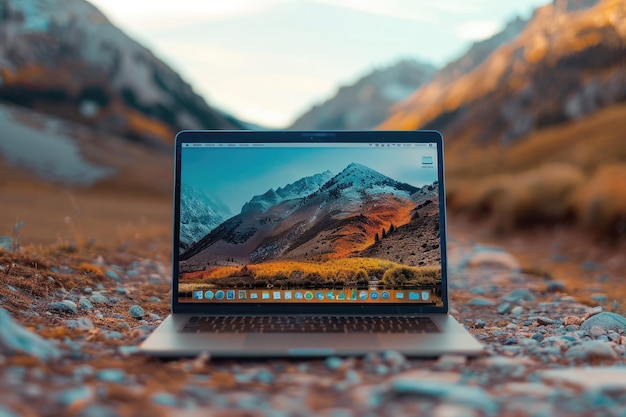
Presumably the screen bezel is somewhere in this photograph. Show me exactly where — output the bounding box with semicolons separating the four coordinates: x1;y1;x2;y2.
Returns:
172;130;448;315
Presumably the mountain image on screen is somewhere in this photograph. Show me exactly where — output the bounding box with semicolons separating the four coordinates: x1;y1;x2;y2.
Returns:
179;162;441;294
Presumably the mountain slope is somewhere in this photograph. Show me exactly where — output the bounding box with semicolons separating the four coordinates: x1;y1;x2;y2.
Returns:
179;164;427;271
289;59;436;130
179;184;231;254
242;171;334;213
0;0;242;146
380;0;624;150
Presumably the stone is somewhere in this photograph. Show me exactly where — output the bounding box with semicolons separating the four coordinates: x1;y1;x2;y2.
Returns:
105;270;120;281
129;305;144;319
474;319;486;329
466;247;520;270
0;307;60;361
563;316;583;326
56;386;93;407
502;288;536;304
325;356;343;370
96;369;126;383
580;312;626;333
152;392;178;407
47;301;77;315
565;340;617;361
83;287;93;294
546;281;566;292
470;298;495;307
511;306;523;317
497;302;513;315
78;298;93;311
391;378;498;416
89;294;109;305
66;317;94;331
540;367;626;392
0;406;20;417
536;317;556;326
148;296;161;303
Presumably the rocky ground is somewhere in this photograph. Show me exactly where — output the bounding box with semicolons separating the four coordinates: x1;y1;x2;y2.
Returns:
0;233;625;417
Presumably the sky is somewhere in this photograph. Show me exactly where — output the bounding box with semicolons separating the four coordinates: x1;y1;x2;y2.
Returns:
181;144;439;213
89;0;550;128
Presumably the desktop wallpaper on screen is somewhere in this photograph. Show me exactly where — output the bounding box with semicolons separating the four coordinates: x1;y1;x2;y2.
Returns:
177;143;443;306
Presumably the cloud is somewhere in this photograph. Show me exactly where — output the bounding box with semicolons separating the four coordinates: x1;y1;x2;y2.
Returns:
456;21;503;41
313;0;439;24
90;0;286;31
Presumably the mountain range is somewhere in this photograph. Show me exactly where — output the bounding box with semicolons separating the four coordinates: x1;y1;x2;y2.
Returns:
179;163;438;272
380;0;622;148
289;59;436;130
0;0;243;147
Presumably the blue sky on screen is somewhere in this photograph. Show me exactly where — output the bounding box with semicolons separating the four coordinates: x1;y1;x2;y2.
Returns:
90;0;550;127
181;146;439;213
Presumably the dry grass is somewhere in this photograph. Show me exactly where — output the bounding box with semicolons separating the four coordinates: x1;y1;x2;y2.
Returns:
180;257;441;291
445;103;626;241
574;164;626;240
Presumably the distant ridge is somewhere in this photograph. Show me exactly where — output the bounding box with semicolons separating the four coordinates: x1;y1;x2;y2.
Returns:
0;0;245;147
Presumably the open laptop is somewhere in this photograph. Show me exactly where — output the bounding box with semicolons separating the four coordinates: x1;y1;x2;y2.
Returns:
140;130;483;357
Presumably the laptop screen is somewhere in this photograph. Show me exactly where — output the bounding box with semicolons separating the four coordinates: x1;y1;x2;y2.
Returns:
176;138;443;307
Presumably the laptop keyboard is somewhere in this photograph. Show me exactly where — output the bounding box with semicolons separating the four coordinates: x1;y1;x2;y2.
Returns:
182;316;440;333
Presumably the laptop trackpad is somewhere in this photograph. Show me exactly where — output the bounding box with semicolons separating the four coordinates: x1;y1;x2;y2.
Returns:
245;334;379;350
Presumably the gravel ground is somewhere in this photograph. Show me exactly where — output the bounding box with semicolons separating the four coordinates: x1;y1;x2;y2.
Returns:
0;235;625;417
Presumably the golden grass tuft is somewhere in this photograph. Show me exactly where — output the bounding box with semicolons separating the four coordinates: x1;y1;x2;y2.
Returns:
574;164;626;240
78;262;105;277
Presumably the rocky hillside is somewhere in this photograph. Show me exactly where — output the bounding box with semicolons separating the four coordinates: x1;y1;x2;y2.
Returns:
380;0;624;149
0;0;242;147
289;59;436;130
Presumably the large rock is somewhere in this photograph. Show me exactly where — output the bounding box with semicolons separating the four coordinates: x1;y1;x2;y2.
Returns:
0;307;60;361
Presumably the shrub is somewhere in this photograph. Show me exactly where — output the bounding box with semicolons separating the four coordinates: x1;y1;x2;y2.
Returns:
575;164;626;240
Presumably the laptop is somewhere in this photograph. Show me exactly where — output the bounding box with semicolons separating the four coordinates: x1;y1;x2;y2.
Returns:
140;130;483;357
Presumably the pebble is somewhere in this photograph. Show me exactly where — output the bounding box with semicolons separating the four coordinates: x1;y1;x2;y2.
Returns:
511;306;523;317
0;406;20;417
565;340;617;361
96;369;126;383
152;392;178;407
325;356;343;370
115;286;126;294
117;321;131;330
0;307;60;361
382;350;407;369
105;270;120;281
536;317;556;325
391;379;498;416
128;305;144;319
83;287;93;294
470;298;495;307
103;330;123;340
540;366;626;391
56;385;93;407
148;313;161;320
66;317;94;331
474;319;486;329
546;281;566;292
497;303;513;315
501;288;536;304
47;301;77;315
78;298;94;311
89;294;109;305
470;286;485;295
580;312;626;333
148;296;161;303
76;405;118;417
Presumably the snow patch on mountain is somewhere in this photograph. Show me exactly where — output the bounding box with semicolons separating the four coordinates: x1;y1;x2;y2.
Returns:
180;184;232;252
320;162;420;201
241;170;334;213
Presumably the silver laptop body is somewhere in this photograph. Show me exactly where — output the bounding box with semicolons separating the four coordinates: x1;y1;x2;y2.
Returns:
141;130;483;357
